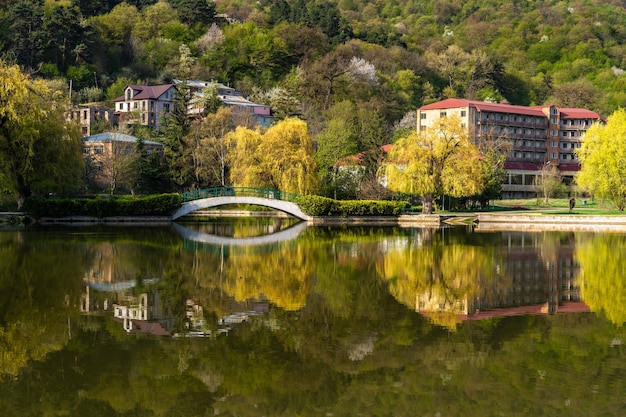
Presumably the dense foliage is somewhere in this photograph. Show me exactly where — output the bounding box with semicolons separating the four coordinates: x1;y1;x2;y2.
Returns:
296;194;408;216
2;0;625;115
22;193;183;218
2;0;625;206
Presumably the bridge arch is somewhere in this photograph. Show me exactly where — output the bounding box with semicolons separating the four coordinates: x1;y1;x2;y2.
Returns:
172;196;311;221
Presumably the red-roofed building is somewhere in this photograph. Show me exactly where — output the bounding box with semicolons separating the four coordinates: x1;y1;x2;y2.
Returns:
418;99;604;198
114;84;177;128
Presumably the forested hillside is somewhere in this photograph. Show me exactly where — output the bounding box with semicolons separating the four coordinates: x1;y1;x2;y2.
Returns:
1;0;626;200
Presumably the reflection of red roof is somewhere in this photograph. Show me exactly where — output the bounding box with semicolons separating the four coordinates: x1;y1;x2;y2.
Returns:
420;301;590;324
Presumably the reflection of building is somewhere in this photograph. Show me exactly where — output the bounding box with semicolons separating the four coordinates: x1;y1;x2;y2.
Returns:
416;232;588;321
113;292;173;335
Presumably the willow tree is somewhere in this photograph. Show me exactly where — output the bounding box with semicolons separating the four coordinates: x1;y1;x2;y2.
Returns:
0;62;83;209
576;109;626;210
226;117;318;194
380;115;484;214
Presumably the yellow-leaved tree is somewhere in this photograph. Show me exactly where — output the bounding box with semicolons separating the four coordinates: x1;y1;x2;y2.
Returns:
226;117;318;194
576;109;626;210
379;115;483;214
0;61;83;209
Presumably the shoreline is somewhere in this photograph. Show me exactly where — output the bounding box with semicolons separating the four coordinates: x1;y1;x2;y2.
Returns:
5;211;626;231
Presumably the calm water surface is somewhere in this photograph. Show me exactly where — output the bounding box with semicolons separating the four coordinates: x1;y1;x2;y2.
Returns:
1;219;626;416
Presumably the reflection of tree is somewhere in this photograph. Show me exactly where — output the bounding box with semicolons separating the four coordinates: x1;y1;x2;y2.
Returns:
377;229;503;329
576;233;626;325
0;232;84;376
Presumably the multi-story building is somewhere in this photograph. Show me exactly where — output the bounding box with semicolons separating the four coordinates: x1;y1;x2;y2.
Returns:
114;84;177;129
82;132;164;189
68;104;116;137
418;99;604;198
180;80;274;127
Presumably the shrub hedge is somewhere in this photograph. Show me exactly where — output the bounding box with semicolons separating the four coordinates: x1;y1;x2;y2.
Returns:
23;194;183;218
295;195;408;216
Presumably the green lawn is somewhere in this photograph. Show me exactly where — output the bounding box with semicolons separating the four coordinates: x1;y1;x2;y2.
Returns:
488;198;625;215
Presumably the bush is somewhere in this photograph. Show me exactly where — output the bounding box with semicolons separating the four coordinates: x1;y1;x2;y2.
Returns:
296;195;408;216
23;194;183;218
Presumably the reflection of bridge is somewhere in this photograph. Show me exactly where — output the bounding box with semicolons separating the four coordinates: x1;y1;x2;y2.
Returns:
172;187;311;221
172;221;308;246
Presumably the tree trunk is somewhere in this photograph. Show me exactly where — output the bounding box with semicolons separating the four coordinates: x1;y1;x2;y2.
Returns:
422;193;434;214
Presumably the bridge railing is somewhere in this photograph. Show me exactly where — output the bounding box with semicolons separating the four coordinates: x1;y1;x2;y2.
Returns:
181;187;301;203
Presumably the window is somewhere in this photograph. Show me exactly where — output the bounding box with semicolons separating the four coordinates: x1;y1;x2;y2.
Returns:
94;146;104;155
133;102;138;109
83;147;90;155
550;117;557;124
125;147;132;155
561;154;567;160
164;103;170;113
440;111;447;117
460;110;466;117
551;107;558;115
551;141;557;147
571;154;576;160
551;152;557;158
561;143;567;148
420;113;426;119
562;131;567;136
550;129;557;136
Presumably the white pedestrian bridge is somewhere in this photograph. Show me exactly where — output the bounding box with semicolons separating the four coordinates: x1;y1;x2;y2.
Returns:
171;187;311;221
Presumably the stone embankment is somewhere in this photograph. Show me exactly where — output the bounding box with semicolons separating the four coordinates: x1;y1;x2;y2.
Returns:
476;213;626;232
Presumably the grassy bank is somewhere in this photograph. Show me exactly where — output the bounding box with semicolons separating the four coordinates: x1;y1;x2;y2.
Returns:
487;198;624;215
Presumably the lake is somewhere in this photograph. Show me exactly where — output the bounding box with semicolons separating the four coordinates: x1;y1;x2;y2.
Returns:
1;219;625;416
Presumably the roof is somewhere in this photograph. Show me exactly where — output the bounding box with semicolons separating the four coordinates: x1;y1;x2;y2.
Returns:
84;132;163;147
114;84;176;102
421;98;604;120
558;108;604;120
420;98;546;117
335;144;393;166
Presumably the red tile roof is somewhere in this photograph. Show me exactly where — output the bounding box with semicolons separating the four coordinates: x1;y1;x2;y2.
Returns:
421;99;604;120
420;98;546;117
558;108;604;120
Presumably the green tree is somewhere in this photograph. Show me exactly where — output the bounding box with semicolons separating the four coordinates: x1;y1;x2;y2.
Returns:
576;108;626;210
380;115;484;214
0;62;83;208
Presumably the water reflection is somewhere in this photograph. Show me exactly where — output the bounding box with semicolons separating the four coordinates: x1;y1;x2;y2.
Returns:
2;224;626;416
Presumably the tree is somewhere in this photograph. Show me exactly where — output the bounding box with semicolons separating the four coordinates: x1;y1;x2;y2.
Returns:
226;118;318;194
6;0;46;70
535;161;562;205
379;115;484;214
576;109;626;210
185;107;234;188
0;62;83;208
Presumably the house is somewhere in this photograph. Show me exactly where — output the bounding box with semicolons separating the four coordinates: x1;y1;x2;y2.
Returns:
177;80;274;127
68;104;116;137
114;84;177;128
418;99;604;198
82;132;164;189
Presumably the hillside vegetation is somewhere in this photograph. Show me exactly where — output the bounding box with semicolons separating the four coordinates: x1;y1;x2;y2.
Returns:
1;0;624;121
